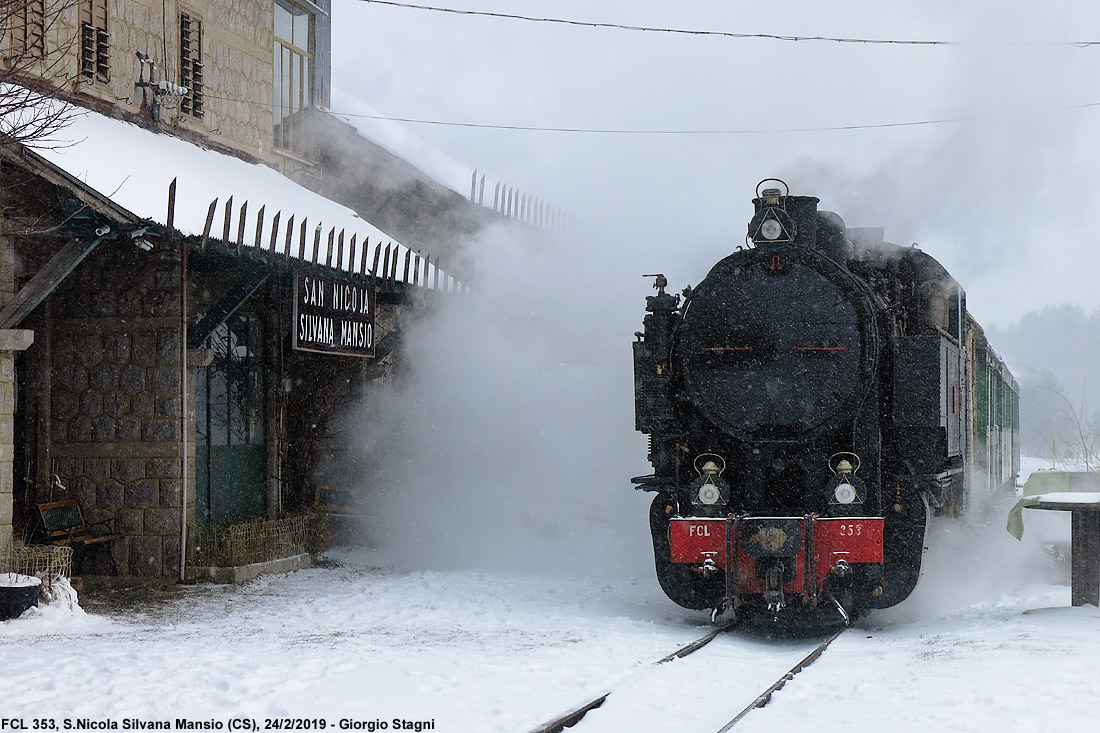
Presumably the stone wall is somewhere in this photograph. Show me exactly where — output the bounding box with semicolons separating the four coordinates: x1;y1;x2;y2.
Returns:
25;1;279;165
38;239;195;577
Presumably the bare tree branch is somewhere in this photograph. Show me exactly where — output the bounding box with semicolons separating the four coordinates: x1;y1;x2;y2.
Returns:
1;0;82;148
1038;384;1099;471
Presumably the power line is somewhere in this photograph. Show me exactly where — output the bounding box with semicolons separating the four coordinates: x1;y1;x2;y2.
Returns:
203;92;1100;135
328;108;969;134
353;0;1100;47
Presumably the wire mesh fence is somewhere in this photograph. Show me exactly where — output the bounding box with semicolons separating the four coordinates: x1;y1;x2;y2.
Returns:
1;542;73;590
191;514;317;568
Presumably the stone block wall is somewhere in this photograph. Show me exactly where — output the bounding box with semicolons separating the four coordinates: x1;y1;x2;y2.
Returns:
124;0;277;161
42;240;195;577
28;1;279;165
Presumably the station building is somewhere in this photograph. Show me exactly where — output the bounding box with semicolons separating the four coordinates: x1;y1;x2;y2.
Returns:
0;1;496;580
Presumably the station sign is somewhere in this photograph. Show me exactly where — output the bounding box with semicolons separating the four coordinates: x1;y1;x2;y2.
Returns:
292;272;375;357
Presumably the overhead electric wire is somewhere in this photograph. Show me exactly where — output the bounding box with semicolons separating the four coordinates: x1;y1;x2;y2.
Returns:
325;108;971;134
353;0;1100;47
205;91;1100;136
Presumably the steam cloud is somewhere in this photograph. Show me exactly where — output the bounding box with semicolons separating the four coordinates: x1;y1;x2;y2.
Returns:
344;221;657;578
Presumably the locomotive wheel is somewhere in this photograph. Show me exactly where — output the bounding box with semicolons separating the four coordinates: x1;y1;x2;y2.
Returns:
649;494;723;610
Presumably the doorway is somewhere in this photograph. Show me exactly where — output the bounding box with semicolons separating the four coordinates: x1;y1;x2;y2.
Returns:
195;312;266;524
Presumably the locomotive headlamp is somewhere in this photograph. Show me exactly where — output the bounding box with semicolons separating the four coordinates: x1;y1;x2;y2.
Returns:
748;207;795;244
833;481;858;504
760;218;784;241
698;482;722;505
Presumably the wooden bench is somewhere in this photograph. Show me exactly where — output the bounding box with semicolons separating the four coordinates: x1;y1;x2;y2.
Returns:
36;500;122;574
314;486;371;544
314;485;367;519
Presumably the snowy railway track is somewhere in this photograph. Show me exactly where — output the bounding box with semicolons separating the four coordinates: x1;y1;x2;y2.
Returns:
713;628;844;731
528;625;844;733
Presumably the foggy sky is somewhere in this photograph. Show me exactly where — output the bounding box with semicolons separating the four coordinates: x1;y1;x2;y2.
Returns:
326;1;1100;576
331;0;1100;329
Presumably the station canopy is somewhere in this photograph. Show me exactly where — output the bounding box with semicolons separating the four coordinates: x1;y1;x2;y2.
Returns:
23;96;446;286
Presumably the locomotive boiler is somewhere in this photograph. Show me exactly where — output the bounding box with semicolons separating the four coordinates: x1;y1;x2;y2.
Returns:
632;180;1019;623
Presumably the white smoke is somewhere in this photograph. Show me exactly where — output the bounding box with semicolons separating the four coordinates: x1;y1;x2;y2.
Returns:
870;482;1067;626
343;221;657;578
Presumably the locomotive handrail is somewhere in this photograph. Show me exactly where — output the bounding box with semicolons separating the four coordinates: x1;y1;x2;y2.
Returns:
755;178;789;199
827;452;861;475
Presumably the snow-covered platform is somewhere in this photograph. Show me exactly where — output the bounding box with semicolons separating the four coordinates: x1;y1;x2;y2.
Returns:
1;526;1098;732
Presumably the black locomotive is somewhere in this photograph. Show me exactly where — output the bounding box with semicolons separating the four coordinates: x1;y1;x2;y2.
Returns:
632;180;1019;622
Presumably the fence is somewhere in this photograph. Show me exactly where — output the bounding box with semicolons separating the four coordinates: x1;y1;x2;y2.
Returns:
165;178;469;294
191;514;315;568
468;170;573;232
0;543;73;585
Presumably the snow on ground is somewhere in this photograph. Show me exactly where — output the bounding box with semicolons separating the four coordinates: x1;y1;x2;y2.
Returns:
730;506;1099;733
3;463;1098;732
0;548;709;731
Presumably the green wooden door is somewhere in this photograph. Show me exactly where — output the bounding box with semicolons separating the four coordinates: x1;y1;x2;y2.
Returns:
196;312;266;525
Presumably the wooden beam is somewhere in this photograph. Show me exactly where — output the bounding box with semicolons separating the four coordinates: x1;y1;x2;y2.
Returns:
187;268;271;348
167;178;177;230
236;201;249;248
200;198;218;251
283;215;295;262
254;205;266;249
0;237;105;328
297;218;308;260
222;195;234;246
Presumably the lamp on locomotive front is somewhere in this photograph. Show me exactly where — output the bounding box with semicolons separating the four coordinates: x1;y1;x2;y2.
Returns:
748;183;796;245
697;461;723;505
691;455;730;507
826;456;867;515
759;217;784;241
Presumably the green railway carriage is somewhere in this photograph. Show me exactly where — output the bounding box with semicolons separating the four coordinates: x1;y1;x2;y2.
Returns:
967;318;1021;499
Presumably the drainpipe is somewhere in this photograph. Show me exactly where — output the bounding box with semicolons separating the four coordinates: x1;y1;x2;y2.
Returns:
179;236;189;583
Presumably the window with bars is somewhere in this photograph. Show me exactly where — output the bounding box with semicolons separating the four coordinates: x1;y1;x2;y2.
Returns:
180;12;204;118
79;0;110;83
273;0;314;156
8;0;47;59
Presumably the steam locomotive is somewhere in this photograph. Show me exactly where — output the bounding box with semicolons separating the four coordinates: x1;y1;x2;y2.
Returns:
632;180;1019;623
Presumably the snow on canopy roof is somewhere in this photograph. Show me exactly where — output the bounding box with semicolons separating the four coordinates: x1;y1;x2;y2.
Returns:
27;99;450;288
327;87;474;197
325;87;568;230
